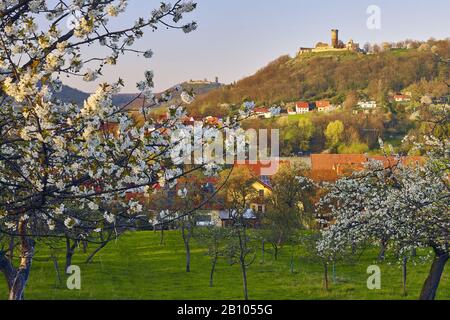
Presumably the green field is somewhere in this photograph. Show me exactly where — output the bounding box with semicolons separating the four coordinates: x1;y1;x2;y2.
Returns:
286;113;312;122
1;231;448;300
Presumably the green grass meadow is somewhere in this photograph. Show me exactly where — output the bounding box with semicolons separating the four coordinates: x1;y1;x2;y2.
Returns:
1;231;448;300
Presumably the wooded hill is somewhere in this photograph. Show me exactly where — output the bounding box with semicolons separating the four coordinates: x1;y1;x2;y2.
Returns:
188;39;449;117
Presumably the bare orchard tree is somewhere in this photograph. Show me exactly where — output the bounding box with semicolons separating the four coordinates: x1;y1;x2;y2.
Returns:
194;226;229;288
175;175;218;273
62;201;134;270
261;163;316;260
150;170;233;273
219;166;258;300
0;0;241;300
151;175;205;273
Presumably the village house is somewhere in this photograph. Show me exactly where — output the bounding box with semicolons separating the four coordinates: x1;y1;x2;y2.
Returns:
233;162;278;214
253;107;272;119
264;112;274;119
219;160;291;227
295;102;311;114
204;116;222;126
129;153;426;229
142;160;286;229
316;100;333;112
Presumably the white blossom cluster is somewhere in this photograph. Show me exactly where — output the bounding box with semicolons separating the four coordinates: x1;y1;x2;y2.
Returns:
0;1;198;90
0;1;239;241
317;150;449;261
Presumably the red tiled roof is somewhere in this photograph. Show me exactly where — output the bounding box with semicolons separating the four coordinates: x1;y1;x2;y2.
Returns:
310;154;425;182
204;116;220;126
316;101;331;108
178;176;219;185
296;102;310;109
309;169;338;182
254;107;270;114
311;154;367;171
234;160;289;177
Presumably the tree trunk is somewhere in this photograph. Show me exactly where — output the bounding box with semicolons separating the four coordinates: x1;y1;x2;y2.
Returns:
261;240;265;264
419;252;448;300
273;244;279;261
323;262;329;291
8;236;15;261
290;254;294;274
378;240;387;262
238;227;249;300
160;228;165;245
65;238;79;274
185;240;191;273
8;222;35;300
241;261;249;300
182;224;191;273
0;250;16;292
86;242;108;264
82;241;88;254
50;254;63;286
210;256;218;288
65;252;73;275
402;256;408;297
332;262;337;284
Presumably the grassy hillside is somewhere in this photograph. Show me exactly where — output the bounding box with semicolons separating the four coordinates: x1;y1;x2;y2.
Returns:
190;39;449;116
1;231;448;300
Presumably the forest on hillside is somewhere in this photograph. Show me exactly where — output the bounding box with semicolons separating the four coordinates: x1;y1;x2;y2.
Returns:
189;39;449;117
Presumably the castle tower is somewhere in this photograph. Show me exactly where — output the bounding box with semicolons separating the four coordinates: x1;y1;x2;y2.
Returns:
331;29;339;48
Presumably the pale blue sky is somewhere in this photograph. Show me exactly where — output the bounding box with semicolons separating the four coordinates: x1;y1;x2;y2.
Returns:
63;0;450;93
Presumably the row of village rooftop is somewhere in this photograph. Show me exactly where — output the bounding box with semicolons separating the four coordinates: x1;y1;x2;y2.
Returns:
253;94;418;119
152;93;448;126
127;154;424;228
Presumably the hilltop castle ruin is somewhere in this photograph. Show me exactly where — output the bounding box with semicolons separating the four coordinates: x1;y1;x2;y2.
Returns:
299;29;361;55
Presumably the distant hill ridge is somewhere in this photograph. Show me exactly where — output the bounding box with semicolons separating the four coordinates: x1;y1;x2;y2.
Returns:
56;85;135;106
58;79;223;111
